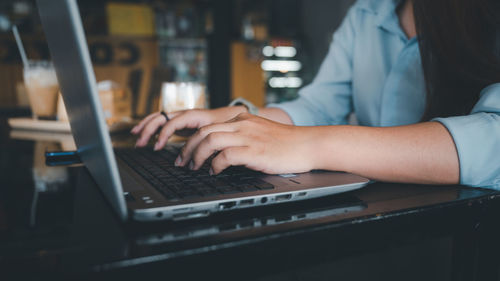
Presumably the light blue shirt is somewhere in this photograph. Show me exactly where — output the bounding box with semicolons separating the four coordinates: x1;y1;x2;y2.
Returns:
268;0;500;190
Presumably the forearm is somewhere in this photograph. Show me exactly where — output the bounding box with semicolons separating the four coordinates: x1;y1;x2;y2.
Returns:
313;122;460;185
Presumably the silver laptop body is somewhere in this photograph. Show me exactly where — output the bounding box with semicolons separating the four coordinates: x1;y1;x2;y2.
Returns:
37;0;369;222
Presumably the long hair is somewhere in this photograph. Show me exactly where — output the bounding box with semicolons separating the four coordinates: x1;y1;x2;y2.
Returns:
413;0;500;120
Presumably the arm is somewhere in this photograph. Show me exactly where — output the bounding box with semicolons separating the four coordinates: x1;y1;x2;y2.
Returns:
313;122;459;184
178;114;459;187
329;81;500;188
432;84;500;189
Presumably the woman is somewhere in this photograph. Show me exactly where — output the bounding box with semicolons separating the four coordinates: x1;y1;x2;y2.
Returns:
132;0;500;189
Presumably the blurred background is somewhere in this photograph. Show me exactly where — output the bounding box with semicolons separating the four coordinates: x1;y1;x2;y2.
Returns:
0;0;354;119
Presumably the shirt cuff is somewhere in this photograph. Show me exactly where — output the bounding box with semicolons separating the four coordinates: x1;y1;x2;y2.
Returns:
433;113;500;190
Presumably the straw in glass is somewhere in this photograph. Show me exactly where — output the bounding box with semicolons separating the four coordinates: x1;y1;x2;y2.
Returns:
12;25;29;68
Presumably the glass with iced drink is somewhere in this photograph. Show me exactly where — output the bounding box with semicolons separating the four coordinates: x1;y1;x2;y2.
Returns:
159;82;207;113
23;61;60;120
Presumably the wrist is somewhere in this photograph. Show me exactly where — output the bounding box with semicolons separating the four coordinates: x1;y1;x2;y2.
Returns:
297;126;332;171
211;106;248;123
230;105;249;115
308;126;348;172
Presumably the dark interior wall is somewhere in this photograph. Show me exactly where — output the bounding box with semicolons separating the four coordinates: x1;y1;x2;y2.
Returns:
300;0;355;83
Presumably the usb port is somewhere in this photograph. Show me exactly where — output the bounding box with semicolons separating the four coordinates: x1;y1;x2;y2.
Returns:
219;201;236;210
173;211;209;221
239;199;254;207
275;194;292;202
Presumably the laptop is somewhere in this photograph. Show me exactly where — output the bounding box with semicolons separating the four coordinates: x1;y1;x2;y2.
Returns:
36;0;370;222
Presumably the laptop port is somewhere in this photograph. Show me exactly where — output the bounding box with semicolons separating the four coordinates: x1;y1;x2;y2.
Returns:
275;194;292;202
218;201;236;210
239;199;254;207
260;197;268;204
173;207;191;213
173;211;210;221
297;192;307;197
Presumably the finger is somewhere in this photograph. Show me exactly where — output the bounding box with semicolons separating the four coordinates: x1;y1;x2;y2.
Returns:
191;132;247;170
210;147;251;175
135;115;167;147
153;111;208;151
177;123;237;166
132;111;186;135
164;110;184;119
131;112;160;134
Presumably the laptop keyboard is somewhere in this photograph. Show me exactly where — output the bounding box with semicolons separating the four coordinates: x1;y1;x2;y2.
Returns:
115;147;274;201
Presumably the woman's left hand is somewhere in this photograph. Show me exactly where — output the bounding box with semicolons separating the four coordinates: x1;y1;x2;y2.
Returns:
176;113;320;175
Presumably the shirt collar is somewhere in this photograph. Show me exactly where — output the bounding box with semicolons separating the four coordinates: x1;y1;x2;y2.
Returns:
357;0;407;41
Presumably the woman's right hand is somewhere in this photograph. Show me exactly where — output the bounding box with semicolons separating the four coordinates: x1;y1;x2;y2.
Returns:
131;106;247;150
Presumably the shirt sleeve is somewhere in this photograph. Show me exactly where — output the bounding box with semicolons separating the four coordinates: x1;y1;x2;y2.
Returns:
433;83;500;190
267;5;358;126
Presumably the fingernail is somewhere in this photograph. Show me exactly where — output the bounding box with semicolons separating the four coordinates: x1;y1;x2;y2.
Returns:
209;168;214;176
175;155;182;166
189;161;194;170
153;142;160;151
130;127;137;133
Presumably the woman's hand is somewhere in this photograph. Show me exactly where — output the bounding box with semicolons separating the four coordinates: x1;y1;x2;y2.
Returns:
131;106;247;150
177;113;320;175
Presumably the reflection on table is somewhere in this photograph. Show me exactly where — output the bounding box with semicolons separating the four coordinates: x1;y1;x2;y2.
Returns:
9;130;75;227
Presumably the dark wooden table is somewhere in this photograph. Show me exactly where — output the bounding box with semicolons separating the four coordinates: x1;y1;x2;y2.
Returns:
1;113;499;281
